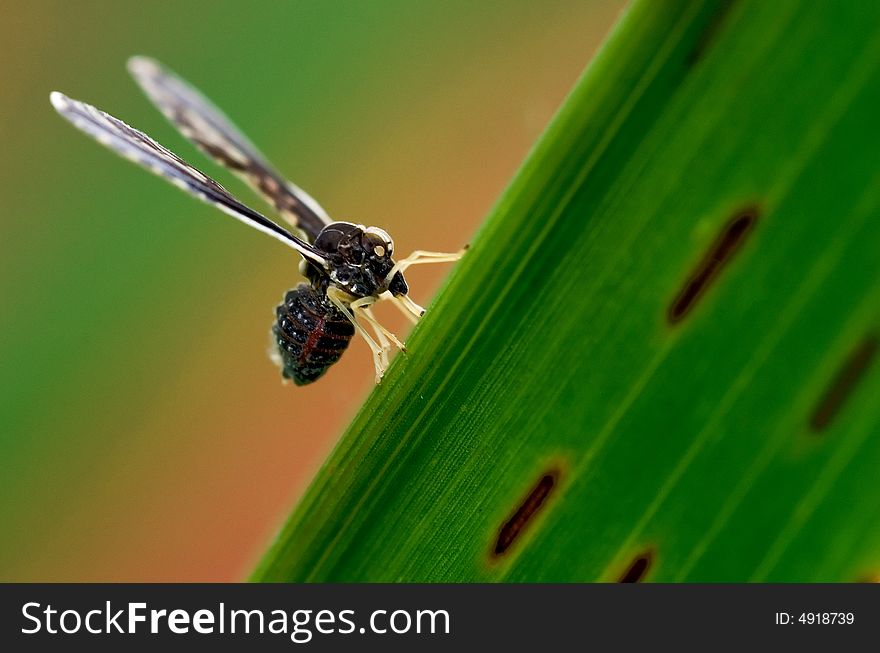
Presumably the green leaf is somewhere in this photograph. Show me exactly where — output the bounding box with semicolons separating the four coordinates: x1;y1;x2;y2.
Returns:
253;0;880;582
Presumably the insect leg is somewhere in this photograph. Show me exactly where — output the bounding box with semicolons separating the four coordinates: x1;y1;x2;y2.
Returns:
386;293;426;323
327;287;388;383
352;298;407;353
391;248;468;275
381;247;465;323
349;297;391;369
364;306;392;369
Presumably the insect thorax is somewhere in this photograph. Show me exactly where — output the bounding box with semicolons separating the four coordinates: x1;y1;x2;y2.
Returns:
308;221;409;298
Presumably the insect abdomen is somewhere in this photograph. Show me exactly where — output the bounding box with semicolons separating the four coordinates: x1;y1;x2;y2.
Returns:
272;284;355;385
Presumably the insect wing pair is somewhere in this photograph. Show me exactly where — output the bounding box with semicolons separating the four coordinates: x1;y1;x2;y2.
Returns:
51;57;463;385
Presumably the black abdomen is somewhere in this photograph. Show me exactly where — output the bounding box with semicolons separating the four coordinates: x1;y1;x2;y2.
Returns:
272;284;355;385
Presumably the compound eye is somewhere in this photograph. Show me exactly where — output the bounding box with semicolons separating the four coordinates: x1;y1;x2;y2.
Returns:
364;227;394;258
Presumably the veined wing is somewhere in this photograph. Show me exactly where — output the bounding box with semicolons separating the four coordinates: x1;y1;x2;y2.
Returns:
128;56;330;242
50;92;330;271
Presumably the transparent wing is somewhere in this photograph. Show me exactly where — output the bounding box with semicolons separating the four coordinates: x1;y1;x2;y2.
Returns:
128;56;331;242
50;91;329;270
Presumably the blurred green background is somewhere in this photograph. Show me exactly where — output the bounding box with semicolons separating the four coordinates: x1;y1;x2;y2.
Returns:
0;1;624;580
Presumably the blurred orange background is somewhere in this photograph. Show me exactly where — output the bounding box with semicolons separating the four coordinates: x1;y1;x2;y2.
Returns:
0;0;624;581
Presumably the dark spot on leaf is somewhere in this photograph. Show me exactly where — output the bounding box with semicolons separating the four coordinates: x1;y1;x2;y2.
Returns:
492;470;559;557
619;550;654;583
668;206;758;324
810;334;878;432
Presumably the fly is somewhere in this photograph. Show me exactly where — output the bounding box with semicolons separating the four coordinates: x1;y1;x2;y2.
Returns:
51;57;464;385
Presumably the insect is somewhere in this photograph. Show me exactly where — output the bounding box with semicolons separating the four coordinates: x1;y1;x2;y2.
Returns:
51;57;464;385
